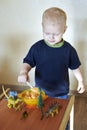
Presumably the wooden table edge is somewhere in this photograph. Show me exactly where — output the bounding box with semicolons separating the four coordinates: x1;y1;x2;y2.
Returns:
59;95;75;130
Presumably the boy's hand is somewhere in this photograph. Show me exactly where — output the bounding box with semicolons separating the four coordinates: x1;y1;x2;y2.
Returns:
18;74;29;83
18;63;31;83
77;81;85;94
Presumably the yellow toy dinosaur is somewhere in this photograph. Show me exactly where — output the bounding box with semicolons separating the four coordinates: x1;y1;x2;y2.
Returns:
2;85;23;110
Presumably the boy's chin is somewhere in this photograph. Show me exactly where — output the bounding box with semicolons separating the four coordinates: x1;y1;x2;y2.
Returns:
47;41;56;45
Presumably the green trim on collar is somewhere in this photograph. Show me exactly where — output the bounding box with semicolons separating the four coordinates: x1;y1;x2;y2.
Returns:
44;39;64;48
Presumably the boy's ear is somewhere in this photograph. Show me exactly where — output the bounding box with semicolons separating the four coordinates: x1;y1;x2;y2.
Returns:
64;25;67;33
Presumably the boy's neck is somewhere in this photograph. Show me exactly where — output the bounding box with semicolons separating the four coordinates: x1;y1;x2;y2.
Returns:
44;39;64;48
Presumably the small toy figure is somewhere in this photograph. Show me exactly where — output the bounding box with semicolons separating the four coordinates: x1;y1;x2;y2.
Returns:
45;102;59;117
21;110;28;120
2;85;23;111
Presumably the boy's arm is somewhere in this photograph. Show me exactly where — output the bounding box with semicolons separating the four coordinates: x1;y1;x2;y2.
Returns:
20;63;31;75
72;68;85;93
18;63;32;83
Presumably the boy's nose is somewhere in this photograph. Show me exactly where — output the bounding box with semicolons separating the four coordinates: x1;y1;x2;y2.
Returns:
49;34;54;39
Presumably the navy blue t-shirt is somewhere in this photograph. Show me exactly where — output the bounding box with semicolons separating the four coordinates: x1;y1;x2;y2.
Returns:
23;39;81;97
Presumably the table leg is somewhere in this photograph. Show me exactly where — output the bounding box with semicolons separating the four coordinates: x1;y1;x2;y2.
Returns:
70;104;74;130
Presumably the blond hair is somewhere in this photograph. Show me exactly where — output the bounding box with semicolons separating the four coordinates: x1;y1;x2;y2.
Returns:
42;7;67;26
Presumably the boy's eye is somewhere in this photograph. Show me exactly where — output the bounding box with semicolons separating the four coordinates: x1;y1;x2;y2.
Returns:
54;33;61;36
44;32;61;36
54;34;59;36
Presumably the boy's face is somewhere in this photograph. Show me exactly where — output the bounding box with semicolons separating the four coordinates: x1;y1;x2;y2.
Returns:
42;23;66;45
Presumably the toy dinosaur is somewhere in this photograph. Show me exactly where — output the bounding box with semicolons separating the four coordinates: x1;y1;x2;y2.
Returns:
21;110;29;120
2;85;23;111
37;87;44;120
45;102;59;117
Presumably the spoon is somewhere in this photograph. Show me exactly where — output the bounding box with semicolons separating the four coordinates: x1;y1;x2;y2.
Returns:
26;81;33;88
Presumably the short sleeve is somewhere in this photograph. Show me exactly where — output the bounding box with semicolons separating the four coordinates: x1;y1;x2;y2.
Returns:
69;48;81;70
23;46;36;67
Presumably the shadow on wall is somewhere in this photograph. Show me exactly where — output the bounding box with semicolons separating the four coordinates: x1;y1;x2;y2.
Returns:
0;33;31;85
74;19;87;88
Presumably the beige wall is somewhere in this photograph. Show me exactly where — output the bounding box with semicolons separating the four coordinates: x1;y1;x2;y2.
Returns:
0;0;87;90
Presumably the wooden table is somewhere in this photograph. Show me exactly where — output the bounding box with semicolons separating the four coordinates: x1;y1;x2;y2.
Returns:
0;88;75;130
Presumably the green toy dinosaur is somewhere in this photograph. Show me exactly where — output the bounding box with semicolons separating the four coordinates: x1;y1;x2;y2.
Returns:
37;87;44;120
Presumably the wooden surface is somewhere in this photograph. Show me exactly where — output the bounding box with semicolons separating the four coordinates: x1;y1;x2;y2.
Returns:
0;88;74;130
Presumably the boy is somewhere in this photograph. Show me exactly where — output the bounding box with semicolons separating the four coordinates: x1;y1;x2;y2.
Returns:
18;7;85;96
18;7;85;130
